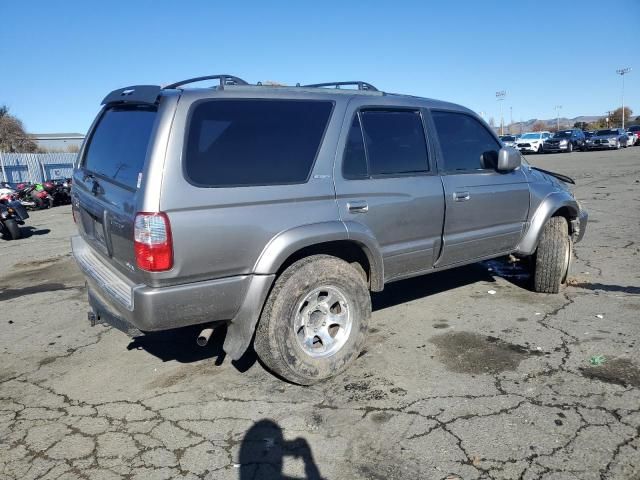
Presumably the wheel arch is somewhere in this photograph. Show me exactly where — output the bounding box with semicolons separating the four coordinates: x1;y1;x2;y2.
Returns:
516;192;579;256
253;221;384;292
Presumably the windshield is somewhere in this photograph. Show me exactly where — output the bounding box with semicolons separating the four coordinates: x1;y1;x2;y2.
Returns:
585;132;594;138
552;131;572;138
596;129;617;136
520;133;540;139
500;135;515;141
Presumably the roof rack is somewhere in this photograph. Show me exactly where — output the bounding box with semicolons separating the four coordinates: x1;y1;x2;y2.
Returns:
163;74;249;90
302;81;378;92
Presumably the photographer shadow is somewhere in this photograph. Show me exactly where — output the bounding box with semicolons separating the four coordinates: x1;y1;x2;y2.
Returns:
239;419;325;480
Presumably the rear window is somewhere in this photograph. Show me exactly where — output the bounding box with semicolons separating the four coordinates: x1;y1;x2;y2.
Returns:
83;105;157;189
185;99;333;187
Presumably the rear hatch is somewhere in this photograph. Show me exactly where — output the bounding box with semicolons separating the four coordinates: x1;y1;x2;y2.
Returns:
73;104;158;281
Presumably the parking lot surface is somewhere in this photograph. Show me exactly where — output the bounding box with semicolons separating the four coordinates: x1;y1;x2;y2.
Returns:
1;148;639;480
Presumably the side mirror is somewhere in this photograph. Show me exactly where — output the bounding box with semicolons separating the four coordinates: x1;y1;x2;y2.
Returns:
497;146;521;172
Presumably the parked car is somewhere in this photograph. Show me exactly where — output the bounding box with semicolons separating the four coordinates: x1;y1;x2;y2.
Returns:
71;74;588;384
544;129;586;153
626;125;640;146
516;131;552;153
587;128;629;150
499;135;517;147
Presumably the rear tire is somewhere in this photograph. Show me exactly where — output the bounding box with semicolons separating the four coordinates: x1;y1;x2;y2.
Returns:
254;255;371;385
532;217;572;294
3;219;20;240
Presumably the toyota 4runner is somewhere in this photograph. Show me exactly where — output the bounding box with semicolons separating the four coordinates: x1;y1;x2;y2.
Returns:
72;74;588;385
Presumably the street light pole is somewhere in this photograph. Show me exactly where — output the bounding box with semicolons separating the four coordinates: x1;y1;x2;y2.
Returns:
554;105;562;132
496;90;506;135
616;67;631;129
509;106;513;134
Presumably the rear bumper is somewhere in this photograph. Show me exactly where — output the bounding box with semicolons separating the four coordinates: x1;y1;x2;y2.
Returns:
71;235;263;333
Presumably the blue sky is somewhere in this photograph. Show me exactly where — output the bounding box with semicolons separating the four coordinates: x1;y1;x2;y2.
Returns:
1;0;638;133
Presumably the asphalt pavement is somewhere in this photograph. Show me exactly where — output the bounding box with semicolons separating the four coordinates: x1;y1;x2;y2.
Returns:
1;147;639;479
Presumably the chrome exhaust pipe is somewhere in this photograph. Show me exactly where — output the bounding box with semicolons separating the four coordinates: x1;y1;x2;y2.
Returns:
197;327;214;347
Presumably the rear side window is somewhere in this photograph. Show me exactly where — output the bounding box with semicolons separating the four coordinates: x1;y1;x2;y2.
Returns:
185;100;333;187
342;115;368;179
342;109;429;178
83;106;157;189
432;111;501;172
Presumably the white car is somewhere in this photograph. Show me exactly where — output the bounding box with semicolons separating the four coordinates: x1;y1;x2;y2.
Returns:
516;131;552;154
627;132;636;147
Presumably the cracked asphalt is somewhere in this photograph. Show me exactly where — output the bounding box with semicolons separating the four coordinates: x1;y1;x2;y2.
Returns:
1;148;639;479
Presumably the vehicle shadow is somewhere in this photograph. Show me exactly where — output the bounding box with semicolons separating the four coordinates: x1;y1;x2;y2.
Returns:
19;226;51;238
238;419;325;480
570;282;640;295
126;323;257;372
372;257;530;311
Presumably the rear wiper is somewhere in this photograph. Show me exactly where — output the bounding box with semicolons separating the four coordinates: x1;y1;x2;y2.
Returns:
530;166;575;185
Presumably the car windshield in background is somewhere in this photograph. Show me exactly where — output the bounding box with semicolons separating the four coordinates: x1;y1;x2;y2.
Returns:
585;132;594;138
553;132;572;138
500;136;515;141
520;133;540;139
596;129;617;136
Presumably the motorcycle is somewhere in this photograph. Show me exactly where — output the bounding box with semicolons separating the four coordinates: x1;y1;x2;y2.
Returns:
14;183;53;210
43;179;72;206
0;199;29;240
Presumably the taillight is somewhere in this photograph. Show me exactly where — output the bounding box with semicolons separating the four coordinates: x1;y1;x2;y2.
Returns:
134;212;173;271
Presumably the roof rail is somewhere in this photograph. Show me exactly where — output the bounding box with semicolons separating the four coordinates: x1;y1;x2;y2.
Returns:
163;74;249;90
302;81;378;92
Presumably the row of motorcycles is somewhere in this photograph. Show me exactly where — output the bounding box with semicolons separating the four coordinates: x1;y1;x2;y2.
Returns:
0;179;72;240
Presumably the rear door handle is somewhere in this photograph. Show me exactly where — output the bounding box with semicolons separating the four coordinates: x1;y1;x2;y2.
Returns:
453;191;470;202
347;201;369;213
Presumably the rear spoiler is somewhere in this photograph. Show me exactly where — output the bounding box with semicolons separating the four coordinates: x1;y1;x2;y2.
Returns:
101;85;162;106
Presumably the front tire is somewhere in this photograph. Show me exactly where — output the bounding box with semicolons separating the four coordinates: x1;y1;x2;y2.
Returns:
255;255;371;385
567;142;573;153
532;217;572;294
3;219;20;240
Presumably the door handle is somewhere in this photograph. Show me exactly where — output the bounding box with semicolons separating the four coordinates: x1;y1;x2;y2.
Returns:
347;201;369;213
453;191;470;202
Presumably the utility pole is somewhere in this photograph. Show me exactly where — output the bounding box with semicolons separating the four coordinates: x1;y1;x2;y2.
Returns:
509;106;513;134
496;91;506;135
554;105;562;132
616;67;631;129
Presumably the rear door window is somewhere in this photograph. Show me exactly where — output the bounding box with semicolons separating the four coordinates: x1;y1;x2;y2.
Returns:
185;99;333;187
431;110;501;172
83;105;157;189
342;109;429;178
360;110;429;176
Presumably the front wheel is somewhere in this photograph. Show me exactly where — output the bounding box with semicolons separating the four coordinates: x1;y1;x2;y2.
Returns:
255;255;371;385
531;217;572;293
2;219;21;240
567;142;573;153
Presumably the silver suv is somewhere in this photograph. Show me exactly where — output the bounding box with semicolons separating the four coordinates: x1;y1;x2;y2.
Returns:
72;74;588;384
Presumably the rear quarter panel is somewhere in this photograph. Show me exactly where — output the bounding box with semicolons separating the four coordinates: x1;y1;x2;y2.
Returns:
155;90;349;287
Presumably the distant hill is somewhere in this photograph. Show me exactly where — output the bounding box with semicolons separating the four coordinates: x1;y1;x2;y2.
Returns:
504;116;604;133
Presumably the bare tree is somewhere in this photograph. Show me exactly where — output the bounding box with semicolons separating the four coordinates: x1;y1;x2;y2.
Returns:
0;105;38;153
531;121;547;132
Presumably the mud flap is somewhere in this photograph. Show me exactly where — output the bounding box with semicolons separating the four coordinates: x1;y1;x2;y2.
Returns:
223;274;274;360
